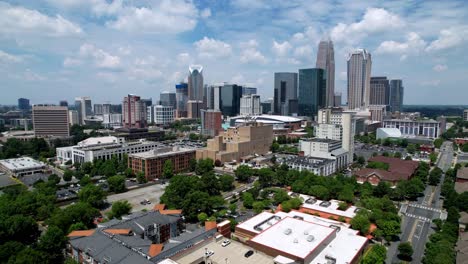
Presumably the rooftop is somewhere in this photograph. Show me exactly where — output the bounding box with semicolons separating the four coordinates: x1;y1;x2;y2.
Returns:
232;114;303;123
0;157;45;171
457;167;468;180
292;193;359;219
455;182;468;194
377;127;402;137
355;156;419;182
129;146;195;159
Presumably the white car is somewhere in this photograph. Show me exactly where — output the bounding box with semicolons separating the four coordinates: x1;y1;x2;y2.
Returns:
205;250;214;257
221;240;231;247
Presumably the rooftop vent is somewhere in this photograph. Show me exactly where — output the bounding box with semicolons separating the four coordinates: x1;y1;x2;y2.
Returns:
307;235;315;242
319;201;332;207
304;230;309;235
284;228;292;235
293;238;298;243
305;198;317;204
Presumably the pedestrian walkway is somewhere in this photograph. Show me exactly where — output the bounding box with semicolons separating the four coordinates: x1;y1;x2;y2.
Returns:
408;203;443;213
404;213;432;223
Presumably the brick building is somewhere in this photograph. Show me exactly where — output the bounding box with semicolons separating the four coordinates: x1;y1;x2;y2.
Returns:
457;168;468;183
354;156;419;186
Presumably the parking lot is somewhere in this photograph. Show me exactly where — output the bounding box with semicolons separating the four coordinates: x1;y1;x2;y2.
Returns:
106;183;167;212
354;142;407;160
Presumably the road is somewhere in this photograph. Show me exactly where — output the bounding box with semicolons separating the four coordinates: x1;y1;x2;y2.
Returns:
387;141;453;263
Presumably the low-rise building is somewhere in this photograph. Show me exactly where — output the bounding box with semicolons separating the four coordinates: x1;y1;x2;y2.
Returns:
230;115;302;134
102;113;122;128
300;138;349;171
0;157;46;177
56;136;162;164
111;128;165;142
457;168;468;183
383;118;444;139
354;156;419;186
128;146;196;181
279;156;336;176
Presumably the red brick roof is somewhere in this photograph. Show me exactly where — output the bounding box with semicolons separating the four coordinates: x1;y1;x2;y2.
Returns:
355;156;419;182
103;229;132;235
148;244;163;257
68;230;95;237
205;221;218;231
457;168;468;180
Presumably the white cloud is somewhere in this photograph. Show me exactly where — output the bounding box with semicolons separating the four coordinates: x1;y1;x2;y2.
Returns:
272;40;292;57
240;48;268;64
0;2;82;36
177;53;191;65
240;39;259;48
420;80;441;86
331;8;404;44
63;57;82;67
106;0;198;34
339;71;347;81
0;50;22;63
426;27;468;52
433;64;448;72
231;74;245;84
194;37;232;58
200;8;211;18
23;69;46;81
77;43;121;69
118;46;132;56
375;32;426;55
293;45;313;58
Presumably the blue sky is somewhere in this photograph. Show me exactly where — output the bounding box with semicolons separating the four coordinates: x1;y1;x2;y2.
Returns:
0;0;467;105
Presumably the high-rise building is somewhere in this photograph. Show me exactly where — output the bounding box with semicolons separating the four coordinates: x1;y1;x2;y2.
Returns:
274;72;298;115
347;49;372;110
240;94;262;116
154;105;174;125
102;113;122;128
201;109;223;137
187;100;203;119
160;92;176;109
464;109;468;122
389;79;404;113
32;105;69;137
370;77;390;106
316;40;335;107
122;94;147;128
110;104;121;114
205;85;217;110
18;98;30;111
102;103;111;115
188;65;204;101
261;99;273;114
59;100;68;107
298;68;326;118
68;110;79;126
175;82;188;118
94;104;104;115
242;87;257;96
140;98;153;108
219;84;243;117
75;96;92;125
368;105;386;123
334;92;342;107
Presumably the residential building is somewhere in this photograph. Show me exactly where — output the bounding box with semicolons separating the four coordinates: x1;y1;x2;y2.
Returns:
56;136;161;164
334;92;342;107
128;146;195;180
186;100;203;119
32;105;70;137
464;109;468;121
75;96;92;125
274;72;298;116
261;99;273;114
0;157;46;177
383;118;443;138
93;104;103;115
347;49;372;110
196;123;274;163
159;92;176;109
389;79;404;112
299;138;349;172
368;104;386;122
298;68;327;118
200;109;222;137
102;103;111;115
355;156;419;186
147;105;155;124
69;110;79;126
234;210;367;264
316;40;335;107
188;65;203;101
240;94;262;116
370;77;390;106
123;94;147;128
175;82;188;118
154;105;174;125
102;113;122;128
280;155;336;176
18;98;30;111
242;87;257;95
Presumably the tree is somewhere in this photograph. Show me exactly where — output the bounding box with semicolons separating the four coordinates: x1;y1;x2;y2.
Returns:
394;152;402;159
361;245;387;264
434;138;444;149
8;247;47;264
257;167;274;187
253;201;265;213
357;156;365;165
37;226;67;263
235;165;252;182
68;222;87;233
377;220;401;241
136;171;147;183
309;185;330;200
79;175;92;186
273;190;290;205
229;203;237;214
124;168;134;178
201;172;221;195
242;192;254;208
398;242;414;260
0;215;40;245
107;175;126;193
47;202;99;233
219;175;234;191
48;174;60;185
189;158;197;172
162;160;174;179
0;241;24;263
405;156;412;160
407;144;417;154
350;213;371;235
108;200;132;219
197;212;208;223
270;142;280;152
374;181;391;197
195;158;214;175
78;184;106;208
63;169;73;182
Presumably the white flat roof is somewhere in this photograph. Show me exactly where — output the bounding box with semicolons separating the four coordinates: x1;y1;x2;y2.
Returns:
78;136;119;147
233;114;303;123
291;192;358;219
0;157;45;171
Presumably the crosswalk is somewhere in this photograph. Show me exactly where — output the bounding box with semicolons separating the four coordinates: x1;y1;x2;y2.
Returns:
404;213;432;223
408;203;443;213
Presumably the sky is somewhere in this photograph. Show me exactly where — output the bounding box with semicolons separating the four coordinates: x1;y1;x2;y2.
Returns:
0;0;467;106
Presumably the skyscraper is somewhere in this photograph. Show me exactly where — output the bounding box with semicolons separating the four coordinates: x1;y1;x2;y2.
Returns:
219;84;243;117
122;94;147;128
389;79;404;112
242;87;257;96
18;98;30;111
94;104;103;115
316;40;335;107
32;105;69;137
240;94;262;116
188;65;204;101
347;49;372;110
175;82;188;118
159;92;176;109
298;68;326;118
75;97;92;125
274;72;298;115
334;92;342;107
370;77;390;106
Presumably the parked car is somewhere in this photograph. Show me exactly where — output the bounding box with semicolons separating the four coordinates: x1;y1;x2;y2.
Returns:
140;199;151;205
244;250;254;258
221;240;231;247
205;250;214;257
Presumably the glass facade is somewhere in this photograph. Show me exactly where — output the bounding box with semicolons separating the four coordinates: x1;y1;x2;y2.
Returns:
298;68;326;118
220;84;242;117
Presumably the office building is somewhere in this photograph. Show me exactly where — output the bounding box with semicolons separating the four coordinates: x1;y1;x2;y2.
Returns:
159;92;176;109
186;100;203;119
261;100;273;114
175;82;188;118
389;79;404;112
0;157;46;177
93;104;103;115
383;118;443;138
75;97;92;125
56;136;161;164
299;138;349;172
110;104;121;114
274;72;298;115
59;100;68;107
122;94;147;128
32;105;69;137
196;123;274;163
188;65;204;101
112;128;165;142
347;49;372;110
128;146;195;181
464;109;468;121
102;103;111;115
298;68;326;118
242;87;257;96
334;92;342;107
154;105;174;125
69;110;79;126
200;109;222;137
102;113;122;128
204;85;216;110
218;84;243;117
141;98;153;108
240;94;262;116
316;40;335;107
370;77;390;106
368;104;386;123
281;155;336;176
18;98;30;111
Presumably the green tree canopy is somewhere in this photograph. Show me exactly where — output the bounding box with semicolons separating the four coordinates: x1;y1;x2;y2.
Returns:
235;165;253;182
108;200;132;219
78;184;106;208
107;175;126;193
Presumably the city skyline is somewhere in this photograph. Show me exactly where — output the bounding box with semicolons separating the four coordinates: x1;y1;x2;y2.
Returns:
1;1;468;105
